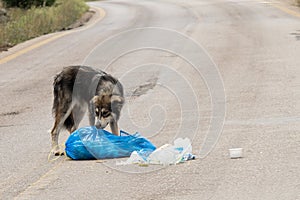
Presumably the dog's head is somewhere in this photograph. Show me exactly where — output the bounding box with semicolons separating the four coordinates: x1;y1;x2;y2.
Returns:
92;94;124;129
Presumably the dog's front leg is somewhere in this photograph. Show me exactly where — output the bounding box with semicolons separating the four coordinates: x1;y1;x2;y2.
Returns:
110;120;120;136
88;100;95;126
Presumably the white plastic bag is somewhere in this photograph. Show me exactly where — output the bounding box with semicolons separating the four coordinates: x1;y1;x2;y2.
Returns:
117;138;195;166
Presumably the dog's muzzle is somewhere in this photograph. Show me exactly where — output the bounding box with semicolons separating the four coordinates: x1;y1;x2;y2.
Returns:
95;120;108;129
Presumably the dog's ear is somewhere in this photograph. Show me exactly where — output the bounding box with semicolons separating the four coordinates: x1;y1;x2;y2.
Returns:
92;95;100;104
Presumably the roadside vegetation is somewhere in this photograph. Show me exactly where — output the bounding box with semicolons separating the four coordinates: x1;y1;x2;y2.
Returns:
0;0;88;51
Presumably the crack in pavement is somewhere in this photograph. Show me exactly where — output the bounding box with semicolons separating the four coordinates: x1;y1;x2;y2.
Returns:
126;77;158;98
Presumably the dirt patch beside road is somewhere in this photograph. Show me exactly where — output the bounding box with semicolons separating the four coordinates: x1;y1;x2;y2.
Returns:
63;9;95;30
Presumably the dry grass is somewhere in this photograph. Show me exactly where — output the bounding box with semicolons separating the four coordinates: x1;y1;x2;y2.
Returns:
0;0;88;49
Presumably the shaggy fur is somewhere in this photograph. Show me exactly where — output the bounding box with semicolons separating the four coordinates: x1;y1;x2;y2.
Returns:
50;65;124;155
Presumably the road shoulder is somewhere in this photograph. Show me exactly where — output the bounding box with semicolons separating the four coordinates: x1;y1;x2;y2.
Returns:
0;6;105;64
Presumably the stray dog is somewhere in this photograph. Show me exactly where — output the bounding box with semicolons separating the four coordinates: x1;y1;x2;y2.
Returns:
50;65;124;155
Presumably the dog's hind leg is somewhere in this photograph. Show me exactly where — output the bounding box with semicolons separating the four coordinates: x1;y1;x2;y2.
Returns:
50;105;73;156
65;104;86;134
50;116;64;156
65;113;76;134
66;105;85;134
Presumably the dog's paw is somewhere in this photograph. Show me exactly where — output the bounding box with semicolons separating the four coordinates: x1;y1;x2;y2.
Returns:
55;151;65;156
51;149;65;156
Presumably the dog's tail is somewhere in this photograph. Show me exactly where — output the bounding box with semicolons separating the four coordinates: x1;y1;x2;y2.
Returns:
52;73;62;117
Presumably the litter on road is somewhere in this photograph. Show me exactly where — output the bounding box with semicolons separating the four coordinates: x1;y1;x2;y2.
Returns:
65;126;195;166
117;137;195;166
65;126;156;160
229;148;243;159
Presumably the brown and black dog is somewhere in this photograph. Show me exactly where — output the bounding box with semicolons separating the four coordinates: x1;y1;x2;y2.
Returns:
50;65;124;155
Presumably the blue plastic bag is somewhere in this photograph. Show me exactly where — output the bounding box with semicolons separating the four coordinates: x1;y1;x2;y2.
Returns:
65;126;156;160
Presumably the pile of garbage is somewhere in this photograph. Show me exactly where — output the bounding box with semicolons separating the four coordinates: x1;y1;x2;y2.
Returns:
65;126;156;160
117;138;195;166
65;126;195;166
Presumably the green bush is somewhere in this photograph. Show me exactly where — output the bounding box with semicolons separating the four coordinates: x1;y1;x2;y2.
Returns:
0;0;88;48
2;0;56;9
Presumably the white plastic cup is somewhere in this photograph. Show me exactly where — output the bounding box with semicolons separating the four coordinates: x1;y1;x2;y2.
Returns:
229;148;243;159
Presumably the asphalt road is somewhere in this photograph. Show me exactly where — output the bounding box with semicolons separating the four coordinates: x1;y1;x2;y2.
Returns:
0;0;300;199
